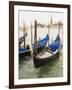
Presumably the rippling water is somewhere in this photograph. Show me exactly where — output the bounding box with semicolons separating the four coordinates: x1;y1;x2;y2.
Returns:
19;52;63;79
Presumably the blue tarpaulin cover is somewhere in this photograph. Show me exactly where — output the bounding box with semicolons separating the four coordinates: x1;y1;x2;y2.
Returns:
49;35;63;52
32;34;49;49
19;48;27;52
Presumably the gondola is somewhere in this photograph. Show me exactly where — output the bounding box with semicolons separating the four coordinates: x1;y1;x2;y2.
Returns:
19;35;31;57
32;34;49;53
32;20;63;68
19;23;31;58
33;35;61;68
19;45;31;57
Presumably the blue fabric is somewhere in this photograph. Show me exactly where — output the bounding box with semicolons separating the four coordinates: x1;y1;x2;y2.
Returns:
19;48;27;52
32;34;48;49
49;35;63;52
49;41;59;52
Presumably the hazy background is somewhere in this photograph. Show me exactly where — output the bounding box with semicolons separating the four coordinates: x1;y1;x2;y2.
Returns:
19;10;63;47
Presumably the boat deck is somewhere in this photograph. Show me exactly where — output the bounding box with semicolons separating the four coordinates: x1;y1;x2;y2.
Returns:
38;51;52;58
37;49;59;58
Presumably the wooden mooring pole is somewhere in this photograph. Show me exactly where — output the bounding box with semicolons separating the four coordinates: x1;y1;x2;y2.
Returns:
34;20;37;55
23;23;26;48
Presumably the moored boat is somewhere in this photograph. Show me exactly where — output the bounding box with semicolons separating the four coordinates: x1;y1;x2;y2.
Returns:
33;50;59;68
33;19;63;68
19;45;31;57
33;36;60;68
19;23;31;58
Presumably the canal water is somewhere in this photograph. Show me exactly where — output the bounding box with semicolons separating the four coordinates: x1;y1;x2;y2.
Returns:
19;52;63;79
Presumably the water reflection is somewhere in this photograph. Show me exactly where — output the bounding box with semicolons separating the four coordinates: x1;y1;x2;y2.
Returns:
19;53;63;79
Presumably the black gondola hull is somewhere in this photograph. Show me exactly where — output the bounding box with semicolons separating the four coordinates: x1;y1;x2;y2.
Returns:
19;51;31;58
33;51;59;68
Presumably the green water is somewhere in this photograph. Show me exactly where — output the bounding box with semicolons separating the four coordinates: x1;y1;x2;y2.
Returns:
19;53;63;79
